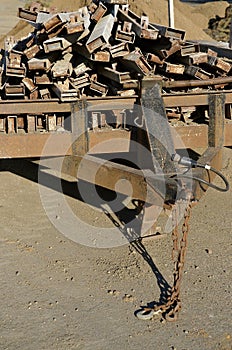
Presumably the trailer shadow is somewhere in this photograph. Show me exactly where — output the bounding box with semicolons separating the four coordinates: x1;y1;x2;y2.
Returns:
0;157;172;309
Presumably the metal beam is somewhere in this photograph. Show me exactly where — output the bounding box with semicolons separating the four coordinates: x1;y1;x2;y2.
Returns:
61;154;164;206
163;90;232;107
0;97;136;115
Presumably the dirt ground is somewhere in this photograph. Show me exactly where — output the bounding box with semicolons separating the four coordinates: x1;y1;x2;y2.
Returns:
0;1;231;350
0;147;231;350
0;0;24;37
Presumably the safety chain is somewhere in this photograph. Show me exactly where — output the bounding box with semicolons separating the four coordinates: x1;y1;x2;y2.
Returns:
165;200;192;321
136;199;192;321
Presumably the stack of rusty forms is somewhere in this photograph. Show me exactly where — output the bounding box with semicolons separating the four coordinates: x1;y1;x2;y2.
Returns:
1;0;232;103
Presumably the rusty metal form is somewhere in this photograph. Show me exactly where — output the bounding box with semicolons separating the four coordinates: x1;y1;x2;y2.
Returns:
18;7;38;23
43;14;63;32
34;73;52;85
207;55;231;73
118;8;159;40
51;80;78;102
98;65;132;84
66;20;84;35
24;44;41;60
28;58;51;71
0;63;230;326
180;43;200;56
91;50;111;62
39;88;51;99
5;83;25;98
73;62;91;77
2;2;231;106
71;73;91;90
110;42;130;58
179;52;208;65
91;2;107;22
115;22;136;43
184;65;214;80
121;50;152;75
136;200;192;321
90;74;109;96
162;62;185;75
0;89;231;145
43;37;71;53
153;23;185;41
51;60;73;78
86;14;115;53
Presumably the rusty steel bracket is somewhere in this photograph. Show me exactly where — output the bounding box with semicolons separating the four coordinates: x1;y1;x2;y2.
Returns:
192;93;226;200
140;77;176;174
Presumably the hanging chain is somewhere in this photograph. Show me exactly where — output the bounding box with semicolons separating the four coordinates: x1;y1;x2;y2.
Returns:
164;200;192;321
136;198;192;321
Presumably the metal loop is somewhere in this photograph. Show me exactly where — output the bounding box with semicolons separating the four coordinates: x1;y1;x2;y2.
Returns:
135;308;162;320
135;309;155;320
165;311;179;322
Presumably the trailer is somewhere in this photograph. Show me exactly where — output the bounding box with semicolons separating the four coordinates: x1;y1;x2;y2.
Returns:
0;1;231;322
0;76;230;321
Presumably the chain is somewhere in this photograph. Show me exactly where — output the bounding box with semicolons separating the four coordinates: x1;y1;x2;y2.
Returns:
138;198;192;321
164;200;192;321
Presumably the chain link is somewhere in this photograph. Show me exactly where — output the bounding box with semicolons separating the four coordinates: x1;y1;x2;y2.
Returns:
140;198;192;321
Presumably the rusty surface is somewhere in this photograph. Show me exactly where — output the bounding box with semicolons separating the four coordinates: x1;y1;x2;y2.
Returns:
91;2;107;22
92;51;111;62
122;50;152;75
51;82;78;102
88;129;131;152
115;23;136;43
193;147;223;201
5;83;25;97
225;121;232;146
0;133;72;158
162;75;232;90
162;90;232;107
0;97;136;115
28;58;51;71
171;125;208;149
61;154;164;207
98;66;132;84
208;93;225;148
43;37;71;53
18;8;38;22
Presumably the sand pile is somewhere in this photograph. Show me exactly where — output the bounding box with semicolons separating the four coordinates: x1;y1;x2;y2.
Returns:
0;0;230;46
49;0;229;40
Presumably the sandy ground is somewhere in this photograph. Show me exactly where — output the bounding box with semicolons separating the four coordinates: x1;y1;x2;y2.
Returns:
0;148;231;350
0;1;231;350
0;0;25;37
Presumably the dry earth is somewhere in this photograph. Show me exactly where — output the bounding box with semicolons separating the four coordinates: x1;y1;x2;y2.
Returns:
0;1;232;350
0;149;231;350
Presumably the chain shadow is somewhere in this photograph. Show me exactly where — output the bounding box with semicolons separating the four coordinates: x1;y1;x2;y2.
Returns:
103;205;172;308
